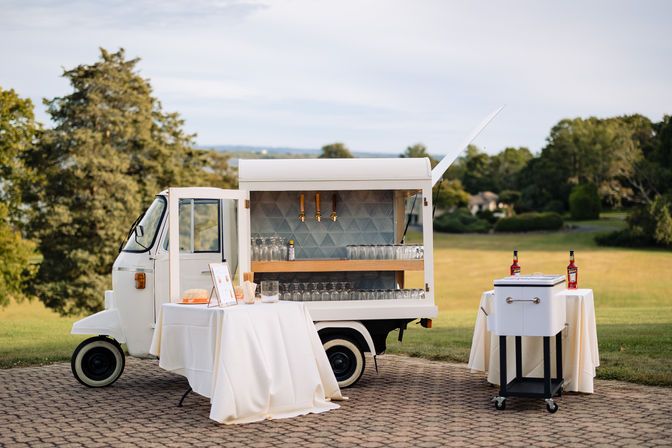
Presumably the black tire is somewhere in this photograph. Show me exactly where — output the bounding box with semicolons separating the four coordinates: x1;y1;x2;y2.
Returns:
323;336;365;388
546;402;558;413
495;400;506;410
71;336;125;388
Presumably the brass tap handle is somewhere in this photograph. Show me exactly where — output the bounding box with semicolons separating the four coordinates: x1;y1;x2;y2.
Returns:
298;194;306;222
315;193;321;222
330;194;338;221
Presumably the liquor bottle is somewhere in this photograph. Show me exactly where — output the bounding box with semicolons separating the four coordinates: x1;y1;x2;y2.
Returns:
567;250;578;289
288;240;295;261
510;250;521;276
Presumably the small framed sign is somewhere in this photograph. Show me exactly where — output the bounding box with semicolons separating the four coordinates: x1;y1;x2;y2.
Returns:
208;262;237;307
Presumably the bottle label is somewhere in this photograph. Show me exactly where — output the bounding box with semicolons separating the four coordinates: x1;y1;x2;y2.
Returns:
511;266;520;275
568;268;577;282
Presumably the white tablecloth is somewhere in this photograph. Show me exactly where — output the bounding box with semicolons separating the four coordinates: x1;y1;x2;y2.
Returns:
468;289;599;393
149;301;344;424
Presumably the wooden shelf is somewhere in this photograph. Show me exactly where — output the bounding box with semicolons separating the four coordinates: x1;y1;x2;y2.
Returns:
251;259;424;273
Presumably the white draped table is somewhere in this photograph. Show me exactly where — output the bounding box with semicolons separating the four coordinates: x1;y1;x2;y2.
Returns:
468;289;600;393
149;301;344;424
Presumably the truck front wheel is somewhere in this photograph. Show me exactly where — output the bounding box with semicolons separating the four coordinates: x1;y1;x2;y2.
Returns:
71;336;125;388
323;337;365;388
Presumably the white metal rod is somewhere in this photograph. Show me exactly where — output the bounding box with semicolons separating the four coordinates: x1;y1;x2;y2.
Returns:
431;105;505;186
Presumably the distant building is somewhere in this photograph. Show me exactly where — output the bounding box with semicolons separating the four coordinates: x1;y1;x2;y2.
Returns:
468;191;502;215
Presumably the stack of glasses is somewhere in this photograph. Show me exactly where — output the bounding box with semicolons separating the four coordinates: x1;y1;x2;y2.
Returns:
251;235;288;261
346;244;423;260
276;281;426;302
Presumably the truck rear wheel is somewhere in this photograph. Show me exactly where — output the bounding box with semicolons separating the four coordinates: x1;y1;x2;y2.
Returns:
323;336;365;388
71;336;125;388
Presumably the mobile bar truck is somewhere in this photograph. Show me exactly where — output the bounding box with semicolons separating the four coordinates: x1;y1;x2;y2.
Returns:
70;107;503;389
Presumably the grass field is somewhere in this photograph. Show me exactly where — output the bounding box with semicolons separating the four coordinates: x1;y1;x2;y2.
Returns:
1;214;671;386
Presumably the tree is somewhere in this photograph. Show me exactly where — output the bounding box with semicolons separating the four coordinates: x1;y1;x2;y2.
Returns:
489;147;533;192
400;143;437;167
0;87;39;307
0;87;38;224
460;145;495;194
319;142;354;158
398;143;468;209
24;48;211;315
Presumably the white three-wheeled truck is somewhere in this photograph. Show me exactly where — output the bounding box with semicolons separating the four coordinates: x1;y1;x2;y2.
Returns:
70;109;503;389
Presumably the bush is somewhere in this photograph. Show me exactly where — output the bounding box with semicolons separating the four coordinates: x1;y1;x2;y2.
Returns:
569;184;601;220
596;196;672;248
543;199;565;214
494;212;564;232
434;208;491;233
476;209;499;225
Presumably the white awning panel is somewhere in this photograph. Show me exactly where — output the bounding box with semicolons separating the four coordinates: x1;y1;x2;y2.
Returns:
239;158;432;184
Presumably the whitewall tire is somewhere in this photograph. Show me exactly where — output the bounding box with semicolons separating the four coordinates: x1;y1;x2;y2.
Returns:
71;336;125;388
323;337;365;388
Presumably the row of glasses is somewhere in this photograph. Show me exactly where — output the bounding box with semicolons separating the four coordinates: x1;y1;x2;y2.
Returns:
251;235;288;261
278;285;426;301
346;244;424;260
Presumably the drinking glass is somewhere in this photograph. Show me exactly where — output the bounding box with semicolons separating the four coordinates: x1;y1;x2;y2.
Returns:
330;281;340;301
310;282;320;301
383;245;394;260
261;280;279;301
291;282;301;301
346;245;354;260
280;238;288;261
321;282;330;301
302;282;311;301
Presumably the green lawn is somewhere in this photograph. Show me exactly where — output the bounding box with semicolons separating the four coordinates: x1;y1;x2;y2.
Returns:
2;214;671;386
387;216;672;386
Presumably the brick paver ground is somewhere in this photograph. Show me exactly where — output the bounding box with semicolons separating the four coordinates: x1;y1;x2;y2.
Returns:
1;354;671;447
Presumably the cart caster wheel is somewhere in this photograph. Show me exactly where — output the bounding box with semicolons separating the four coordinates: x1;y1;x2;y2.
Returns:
492;397;506;410
545;399;558;413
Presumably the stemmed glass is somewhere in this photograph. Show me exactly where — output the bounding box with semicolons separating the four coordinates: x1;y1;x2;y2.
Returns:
320;282;330;301
311;282;320;301
330;281;340;301
302;282;311;301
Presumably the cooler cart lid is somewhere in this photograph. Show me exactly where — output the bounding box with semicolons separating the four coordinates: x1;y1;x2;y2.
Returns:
494;274;565;286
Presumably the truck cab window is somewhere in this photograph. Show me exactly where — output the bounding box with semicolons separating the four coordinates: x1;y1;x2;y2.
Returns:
163;199;220;253
122;197;166;252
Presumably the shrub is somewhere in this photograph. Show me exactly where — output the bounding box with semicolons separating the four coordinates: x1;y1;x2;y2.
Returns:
596;196;672;248
544;200;565;214
434;208;491;233
476;209;499;225
494;212;564;232
569;184;601;220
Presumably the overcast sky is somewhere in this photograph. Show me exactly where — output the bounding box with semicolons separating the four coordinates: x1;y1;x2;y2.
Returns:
1;0;671;156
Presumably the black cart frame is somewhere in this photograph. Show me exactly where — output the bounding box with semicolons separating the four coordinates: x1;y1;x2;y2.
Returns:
493;331;563;413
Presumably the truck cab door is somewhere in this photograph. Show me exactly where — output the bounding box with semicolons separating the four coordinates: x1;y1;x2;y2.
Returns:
153;188;250;318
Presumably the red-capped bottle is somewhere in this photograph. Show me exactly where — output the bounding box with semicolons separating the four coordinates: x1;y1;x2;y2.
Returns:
567;250;578;289
510;250;521;276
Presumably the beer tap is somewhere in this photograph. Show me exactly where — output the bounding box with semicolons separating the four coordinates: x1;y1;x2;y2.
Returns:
315;193;322;222
330;194;338;221
298;194;305;222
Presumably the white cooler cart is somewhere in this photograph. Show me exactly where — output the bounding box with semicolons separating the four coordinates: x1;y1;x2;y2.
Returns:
488;275;566;413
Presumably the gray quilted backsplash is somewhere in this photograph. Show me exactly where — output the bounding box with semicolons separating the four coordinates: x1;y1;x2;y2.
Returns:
250;190;395;259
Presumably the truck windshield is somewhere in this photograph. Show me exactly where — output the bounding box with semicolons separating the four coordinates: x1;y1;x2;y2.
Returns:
122;197;166;252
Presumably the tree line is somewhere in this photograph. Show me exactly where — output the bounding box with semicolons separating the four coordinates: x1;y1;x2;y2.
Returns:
1;47;670;315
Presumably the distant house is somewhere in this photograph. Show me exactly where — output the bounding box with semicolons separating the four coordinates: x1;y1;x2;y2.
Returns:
468;191;502;215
